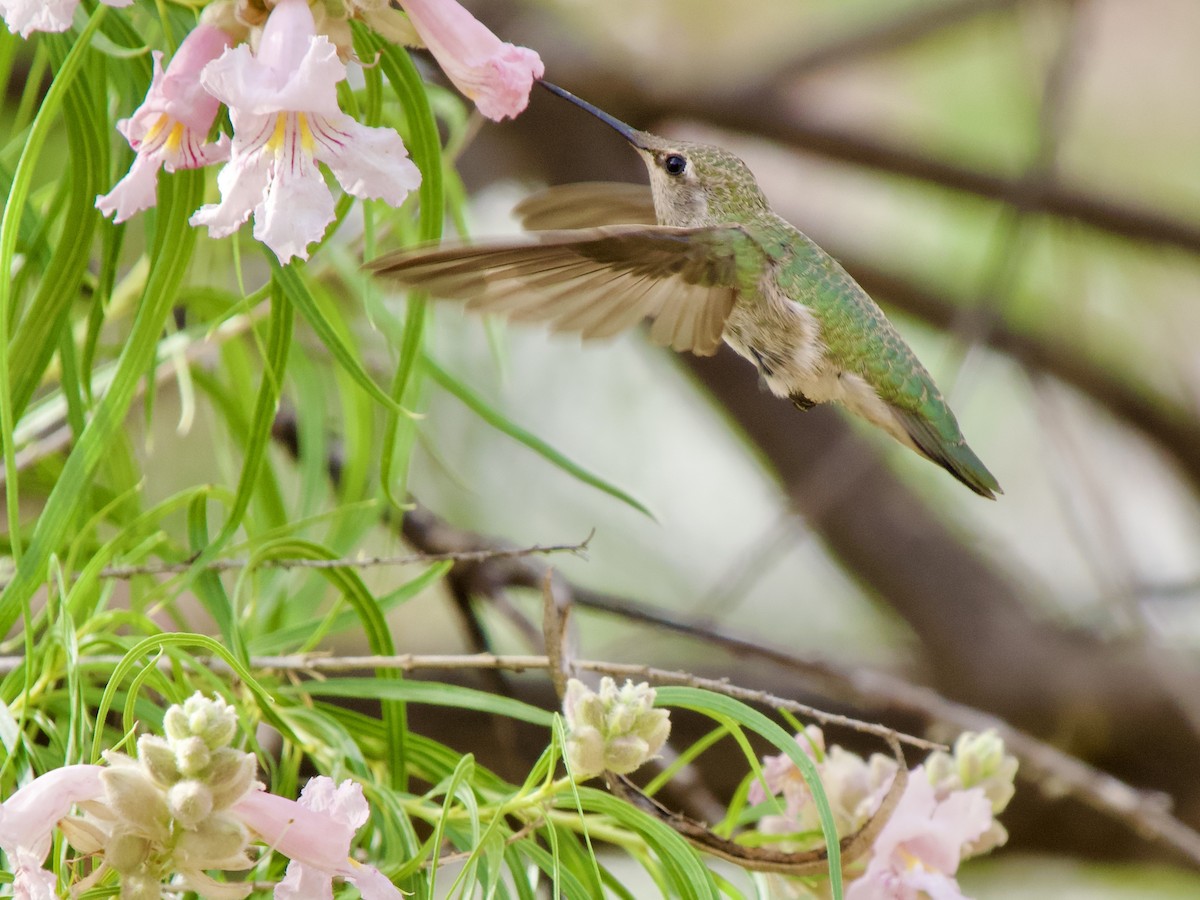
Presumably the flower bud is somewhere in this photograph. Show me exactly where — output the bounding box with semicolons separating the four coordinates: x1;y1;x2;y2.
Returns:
121;874;164;900
207;748;258;810
101;765;171;841
163;705;190;743
952;730;1018;813
175;813;252;869
107;829;153;874
137;735;182;787
174;735;213;777
167;780;214;829
58;815;109;854
563;725;607;780
924;748;960;797
562;678;670;779
604;735;655;775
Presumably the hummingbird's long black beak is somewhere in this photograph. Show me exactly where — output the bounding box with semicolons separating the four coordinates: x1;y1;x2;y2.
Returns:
538;81;648;150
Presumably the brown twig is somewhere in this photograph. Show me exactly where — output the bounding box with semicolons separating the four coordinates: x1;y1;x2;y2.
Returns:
93;539;593;581
606;734;907;876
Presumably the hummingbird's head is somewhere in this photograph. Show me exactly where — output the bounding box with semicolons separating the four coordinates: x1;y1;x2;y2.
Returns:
539;82;770;228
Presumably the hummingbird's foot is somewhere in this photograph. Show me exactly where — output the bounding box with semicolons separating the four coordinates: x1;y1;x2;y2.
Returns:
790;392;817;412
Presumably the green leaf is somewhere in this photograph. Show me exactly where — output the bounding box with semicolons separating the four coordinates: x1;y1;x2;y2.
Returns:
292;678;555;727
226;538;409;788
653;686;844;899
355;28;446;510
89;633;276;763
251;560;450;655
0;167;204;638
0;8;109;564
569;786;722;900
269;258;402;414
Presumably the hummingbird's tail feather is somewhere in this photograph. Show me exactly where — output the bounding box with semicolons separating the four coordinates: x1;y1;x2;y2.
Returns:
888;405;1002;499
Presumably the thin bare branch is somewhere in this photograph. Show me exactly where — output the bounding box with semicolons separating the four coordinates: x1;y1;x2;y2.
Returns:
606;736;907;875
94;538;591;581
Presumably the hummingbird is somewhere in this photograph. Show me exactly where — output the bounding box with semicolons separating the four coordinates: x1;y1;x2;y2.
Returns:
370;82;1001;498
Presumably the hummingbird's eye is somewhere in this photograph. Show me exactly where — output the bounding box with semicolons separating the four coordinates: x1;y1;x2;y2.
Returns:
663;154;687;176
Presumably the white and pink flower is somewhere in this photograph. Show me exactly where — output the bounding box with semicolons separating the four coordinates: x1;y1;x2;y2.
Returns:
845;767;993;900
235;777;402;900
0;692;399;898
189;0;421;263
97;23;234;224
0;0;130;39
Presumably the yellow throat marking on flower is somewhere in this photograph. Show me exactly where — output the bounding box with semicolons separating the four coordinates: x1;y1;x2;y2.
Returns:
164;121;185;154
268;113;289;154
143;113;170;144
296;112;315;155
900;847;934;874
267;112;316;158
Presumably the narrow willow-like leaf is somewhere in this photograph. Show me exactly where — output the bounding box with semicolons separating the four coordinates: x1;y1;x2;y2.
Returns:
424;355;655;519
233;538;409;789
10;36;107;419
252;560;450;654
569;786;722;900
427;753;478;895
295;678;555;727
88;633;274;763
186;494;244;660
503;842;539;900
269;257;401;413
204;283;293;555
356;27;445;510
0;8;108;564
519;834;592;900
0;168;203;638
653;686;844;899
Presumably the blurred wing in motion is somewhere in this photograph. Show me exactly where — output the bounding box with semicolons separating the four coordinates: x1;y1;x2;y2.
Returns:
514;182;658;230
368;224;751;355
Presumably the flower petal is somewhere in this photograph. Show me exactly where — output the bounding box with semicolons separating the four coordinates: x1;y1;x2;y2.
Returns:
202;2;344;119
151;25;232;132
313;115;421;206
345;858;406;900
0;765;105;860
96;153;163;223
275;859;335;900
295;777;369;830
234;787;355;871
0;0;77;37
189;134;273;239
252;134;336;263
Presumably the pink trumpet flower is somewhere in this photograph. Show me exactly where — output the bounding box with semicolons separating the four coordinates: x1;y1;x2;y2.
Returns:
398;0;544;121
0;765;106;897
234;777;402;900
846;768;992;900
97;24;234;224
